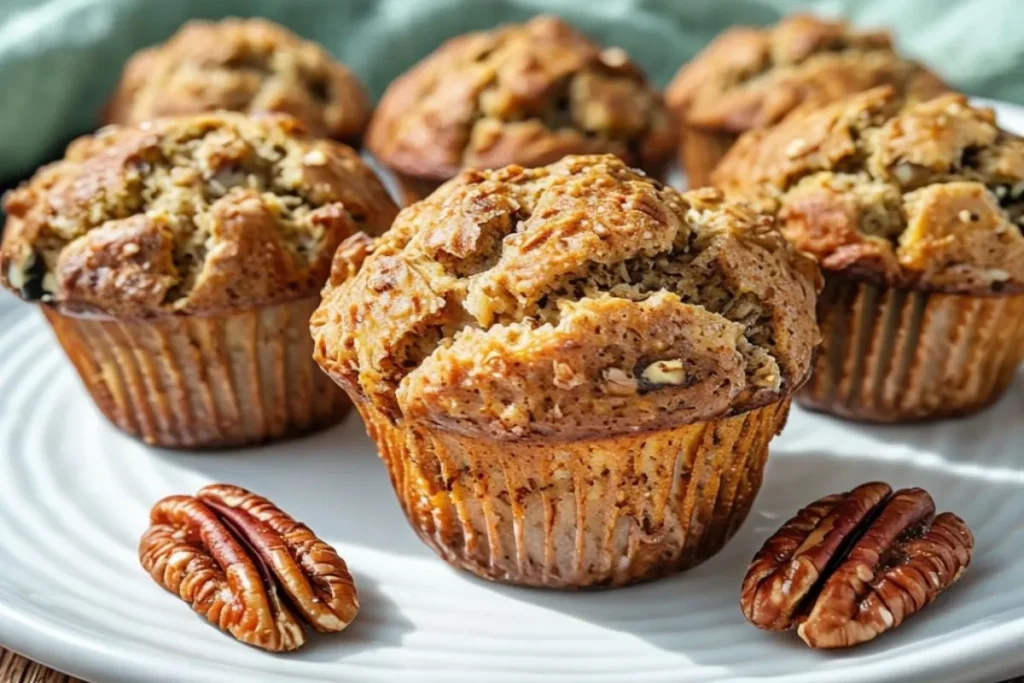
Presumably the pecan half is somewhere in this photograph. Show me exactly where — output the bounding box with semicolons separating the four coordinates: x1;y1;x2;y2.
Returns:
139;484;358;652
741;482;973;649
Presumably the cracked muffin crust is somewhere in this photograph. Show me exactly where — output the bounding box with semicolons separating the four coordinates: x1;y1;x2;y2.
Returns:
105;18;370;142
312;155;819;442
1;112;397;317
365;16;676;188
716;88;1024;422
713;88;1024;294
665;14;946;187
1;111;393;447
667;14;944;134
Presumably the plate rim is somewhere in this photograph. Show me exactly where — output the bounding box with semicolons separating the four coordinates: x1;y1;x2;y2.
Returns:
1;97;1023;683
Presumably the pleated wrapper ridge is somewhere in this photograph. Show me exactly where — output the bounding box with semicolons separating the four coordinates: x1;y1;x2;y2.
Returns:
357;398;791;588
800;277;1024;422
44;297;349;448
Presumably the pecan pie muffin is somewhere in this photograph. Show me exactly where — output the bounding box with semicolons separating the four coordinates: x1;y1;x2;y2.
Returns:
666;14;947;188
311;155;819;588
105;18;370;142
714;87;1024;421
366;15;676;205
1;112;397;447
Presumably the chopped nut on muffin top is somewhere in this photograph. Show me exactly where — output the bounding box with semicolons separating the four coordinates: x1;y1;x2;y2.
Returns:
312;155;820;441
366;15;677;181
105;18;371;141
1;112;397;316
666;14;946;133
713;87;1024;293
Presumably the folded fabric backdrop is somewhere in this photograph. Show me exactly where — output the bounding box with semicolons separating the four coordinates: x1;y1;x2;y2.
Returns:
0;0;1021;182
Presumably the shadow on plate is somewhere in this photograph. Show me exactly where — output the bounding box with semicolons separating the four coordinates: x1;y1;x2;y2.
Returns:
144;414;435;558
138;407;1021;675
293;572;415;661
465;447;1021;673
140;371;1024;561
796;371;1023;467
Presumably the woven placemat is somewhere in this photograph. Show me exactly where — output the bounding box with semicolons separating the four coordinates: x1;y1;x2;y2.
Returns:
3;644;1021;682
2;647;1015;683
0;650;79;683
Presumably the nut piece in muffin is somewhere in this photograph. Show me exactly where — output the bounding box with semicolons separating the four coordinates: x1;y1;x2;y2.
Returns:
714;87;1024;421
666;14;947;187
2;112;397;447
312;155;819;588
366;15;677;205
105;18;370;142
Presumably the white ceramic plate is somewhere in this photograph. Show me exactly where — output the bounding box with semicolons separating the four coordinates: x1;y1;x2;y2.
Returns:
2;101;1023;683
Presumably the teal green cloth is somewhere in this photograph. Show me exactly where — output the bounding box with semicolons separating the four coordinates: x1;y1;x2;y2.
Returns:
1;0;1022;180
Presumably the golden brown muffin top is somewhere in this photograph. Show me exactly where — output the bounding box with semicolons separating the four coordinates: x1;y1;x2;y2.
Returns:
1;112;397;316
666;14;946;134
312;155;819;442
714;88;1024;293
365;15;677;182
105;18;370;142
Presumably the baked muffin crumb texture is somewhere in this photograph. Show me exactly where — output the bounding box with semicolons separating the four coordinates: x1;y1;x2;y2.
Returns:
105;18;370;141
714;88;1024;292
1;112;397;316
667;13;946;132
312;155;819;441
366;15;676;180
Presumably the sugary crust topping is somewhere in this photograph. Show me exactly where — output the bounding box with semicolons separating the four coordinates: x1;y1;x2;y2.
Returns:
1;112;397;315
666;14;946;133
105;18;370;141
312;155;819;441
365;15;676;181
714;88;1024;292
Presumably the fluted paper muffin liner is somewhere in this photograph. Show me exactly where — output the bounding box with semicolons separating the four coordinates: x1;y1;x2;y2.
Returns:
357;398;791;589
43;297;349;448
678;126;737;189
799;276;1024;422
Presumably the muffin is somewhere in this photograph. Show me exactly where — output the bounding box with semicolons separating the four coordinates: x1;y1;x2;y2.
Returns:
1;112;397;447
311;155;819;588
666;14;947;188
714;87;1024;422
105;18;370;142
365;15;676;206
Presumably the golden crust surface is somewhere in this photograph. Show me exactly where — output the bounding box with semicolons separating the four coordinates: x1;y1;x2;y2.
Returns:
714;88;1024;292
666;14;947;133
365;15;676;182
1;112;397;316
105;18;370;141
312;155;819;441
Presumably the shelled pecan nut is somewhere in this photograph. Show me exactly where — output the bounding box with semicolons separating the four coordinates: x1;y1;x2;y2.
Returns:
741;482;973;649
139;484;358;652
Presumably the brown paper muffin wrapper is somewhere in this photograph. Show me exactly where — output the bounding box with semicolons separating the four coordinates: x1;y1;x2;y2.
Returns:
678;126;737;189
357;398;791;589
799;276;1024;422
43;297;349;448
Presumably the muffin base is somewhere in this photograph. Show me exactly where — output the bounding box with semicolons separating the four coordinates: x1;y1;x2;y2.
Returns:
679;126;737;189
43;298;349;448
358;399;791;589
799;277;1024;422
